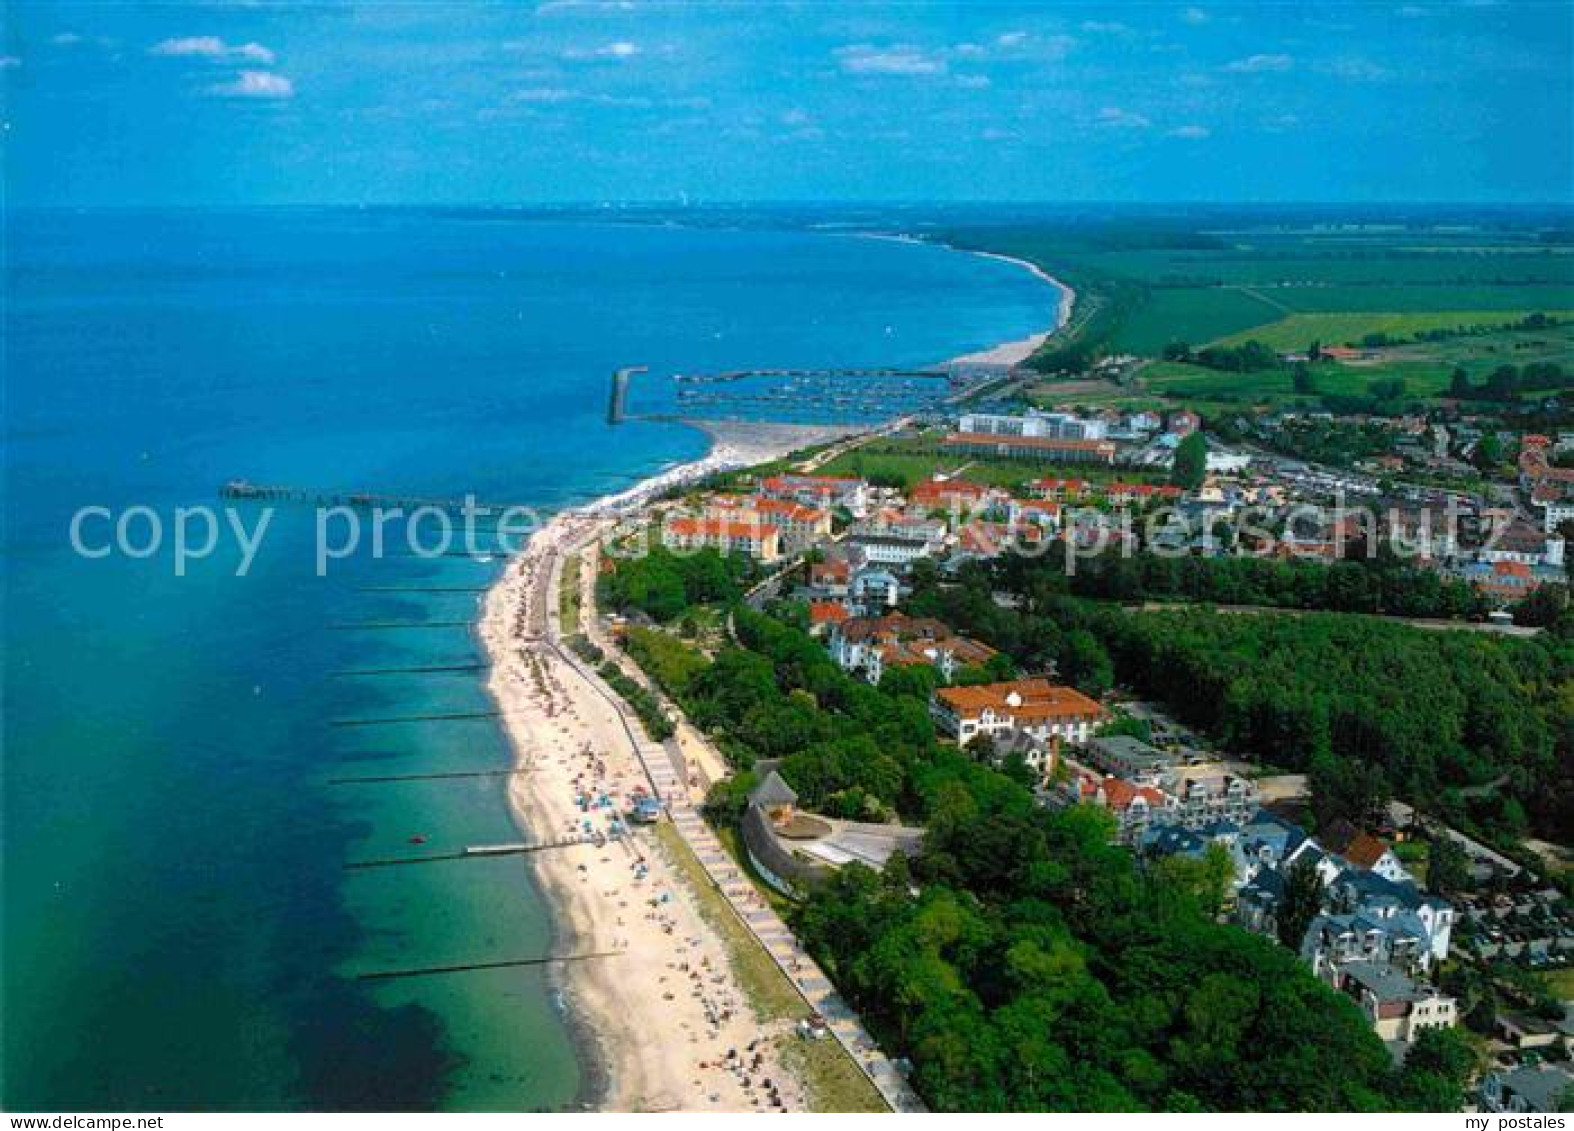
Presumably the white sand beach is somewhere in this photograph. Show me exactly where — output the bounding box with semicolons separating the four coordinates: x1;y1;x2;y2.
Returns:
478;422;855;1111
857;231;1077;368
944;249;1077;367
481;509;805;1111
476;291;1056;1109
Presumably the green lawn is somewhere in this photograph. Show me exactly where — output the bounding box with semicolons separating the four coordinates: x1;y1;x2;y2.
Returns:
814;434;1163;489
559;553;581;628
1540;967;1574;1000
651;822;888;1112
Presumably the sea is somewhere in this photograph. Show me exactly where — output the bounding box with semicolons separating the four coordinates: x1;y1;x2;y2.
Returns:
2;207;1057;1111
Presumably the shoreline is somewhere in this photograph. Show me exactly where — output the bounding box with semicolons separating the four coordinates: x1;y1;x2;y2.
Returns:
479;422;850;1111
857;230;1077;368
475;241;1070;1109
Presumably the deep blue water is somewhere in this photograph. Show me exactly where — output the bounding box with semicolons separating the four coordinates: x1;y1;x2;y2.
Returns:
2;208;1056;1110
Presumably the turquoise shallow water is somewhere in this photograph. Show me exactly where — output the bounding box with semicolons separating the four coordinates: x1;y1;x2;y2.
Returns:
2;208;1055;1110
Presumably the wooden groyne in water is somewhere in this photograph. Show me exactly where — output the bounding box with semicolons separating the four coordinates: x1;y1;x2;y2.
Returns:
330;709;501;728
327;767;534;785
354;585;488;594
331;662;490;677
220;479;527;514
356;949;621;983
327;621;475;630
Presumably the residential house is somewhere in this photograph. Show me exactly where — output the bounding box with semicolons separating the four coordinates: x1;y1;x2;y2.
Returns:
909;476;994;513
662;516;780;562
807;600;851;636
808;554;851;596
759;474;869;515
848;566;902;610
1082;735;1177;784
1327;962;1457;1047
1479;520;1565;568
932;678;1107;746
706;495;831;553
1026;476;1090;502
1318;820;1413;884
1479;1064;1574;1114
1062;770;1174;845
829;612;996;685
1453;559;1548;607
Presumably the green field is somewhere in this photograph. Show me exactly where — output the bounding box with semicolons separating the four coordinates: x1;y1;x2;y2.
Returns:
936;214;1574;364
1114;286;1574;353
1211;310;1574;350
1113;287;1286;353
812;433;1159;490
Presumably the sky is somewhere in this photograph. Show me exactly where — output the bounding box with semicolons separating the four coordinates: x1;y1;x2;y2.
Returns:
4;1;1571;206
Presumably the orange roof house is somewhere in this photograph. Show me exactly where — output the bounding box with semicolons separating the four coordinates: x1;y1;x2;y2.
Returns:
807;600;851;633
910;477;992;510
661;515;781;562
932;678;1106;745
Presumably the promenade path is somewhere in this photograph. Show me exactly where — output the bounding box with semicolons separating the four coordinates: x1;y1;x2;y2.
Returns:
544;523;925;1113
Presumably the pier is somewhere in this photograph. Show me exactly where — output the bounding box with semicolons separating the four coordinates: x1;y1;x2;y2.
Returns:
606;365;646;425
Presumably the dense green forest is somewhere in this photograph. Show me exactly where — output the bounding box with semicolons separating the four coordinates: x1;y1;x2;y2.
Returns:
905;559;1574;845
597;543;748;622
598;564;1475;1109
796;804;1470;1111
1027;546;1489;621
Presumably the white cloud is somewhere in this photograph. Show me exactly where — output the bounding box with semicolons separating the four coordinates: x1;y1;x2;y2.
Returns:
564;40;639;60
1397;4;1427;15
504;86;659;109
510;86;577;103
152;36;276;65
51;33;84;46
1264;112;1301;131
995;31;1028;48
954;73;991;89
535;0;635;12
981;126;1018;141
835;43;946;76
1320;56;1391;81
1097;106;1151;129
208;70;294;99
1169;124;1211;139
1182;7;1209;24
1223;53;1293;73
0;55;19;69
1081;20;1132;35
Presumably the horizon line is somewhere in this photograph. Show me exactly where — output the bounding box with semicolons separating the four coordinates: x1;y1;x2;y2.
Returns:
11;199;1574;213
